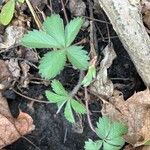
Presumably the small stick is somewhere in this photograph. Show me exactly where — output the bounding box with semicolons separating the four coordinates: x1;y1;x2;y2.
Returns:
12;88;50;104
60;0;69;23
70;70;84;97
63;128;68;143
84;87;96;133
25;0;42;29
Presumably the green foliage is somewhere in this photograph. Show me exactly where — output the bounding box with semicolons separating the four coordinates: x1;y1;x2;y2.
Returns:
82;65;96;87
17;0;25;3
84;139;102;150
0;0;24;25
46;79;86;123
84;117;128;150
39;50;66;79
21;14;89;79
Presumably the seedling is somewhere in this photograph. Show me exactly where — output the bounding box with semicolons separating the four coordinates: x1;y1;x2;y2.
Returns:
84;117;128;150
0;0;25;25
46;79;86;123
21;14;89;79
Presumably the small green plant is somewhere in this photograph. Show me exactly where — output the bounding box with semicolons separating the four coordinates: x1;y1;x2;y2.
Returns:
82;64;96;87
0;0;25;25
84;117;128;150
46;79;86;123
21;14;89;79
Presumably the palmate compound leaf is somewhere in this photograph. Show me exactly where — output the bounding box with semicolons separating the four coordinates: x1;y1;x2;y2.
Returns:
65;17;84;47
43;14;65;47
67;46;89;70
85;117;127;150
21;30;62;48
39;50;66;79
46;80;86;123
84;139;102;150
51;79;68;96
0;0;15;25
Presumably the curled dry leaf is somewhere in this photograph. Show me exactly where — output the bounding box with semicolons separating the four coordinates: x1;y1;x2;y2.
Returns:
102;89;150;147
90;43;116;98
0;92;35;149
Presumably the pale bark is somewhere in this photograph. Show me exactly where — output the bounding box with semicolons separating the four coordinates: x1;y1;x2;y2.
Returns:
96;0;150;87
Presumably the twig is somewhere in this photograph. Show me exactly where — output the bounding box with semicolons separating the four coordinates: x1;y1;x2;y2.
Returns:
12;88;50;104
83;16;111;24
88;0;98;57
25;0;42;29
84;87;96;133
60;0;69;23
70;70;84;97
88;0;98;59
63;128;68;143
22;136;40;150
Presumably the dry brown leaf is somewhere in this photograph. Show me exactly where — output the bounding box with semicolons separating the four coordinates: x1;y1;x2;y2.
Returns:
102;89;150;147
0;60;12;90
5;59;20;79
20;61;30;88
0;26;25;49
124;145;150;150
90;43;116;98
0;92;35;149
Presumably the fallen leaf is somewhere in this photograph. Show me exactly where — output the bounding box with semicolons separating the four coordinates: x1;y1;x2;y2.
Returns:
101;89;150;147
0;60;12;90
0;92;35;149
5;58;20;79
0;25;25;49
90;42;116;98
124;145;150;150
20;61;30;88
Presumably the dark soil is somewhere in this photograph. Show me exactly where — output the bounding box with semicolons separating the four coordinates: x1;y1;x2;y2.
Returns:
2;0;145;150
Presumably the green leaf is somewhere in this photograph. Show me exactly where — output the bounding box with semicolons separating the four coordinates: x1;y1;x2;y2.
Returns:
107;122;128;139
71;99;86;114
51;79;68;96
39;50;66;79
43;14;65;47
65;17;84;47
103;141;121;150
45;90;68;103
0;0;15;25
17;0;25;3
84;139;102;150
21;30;62;48
67;46;89;70
96;117;111;139
64;100;75;123
82;66;96;87
107;137;125;147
